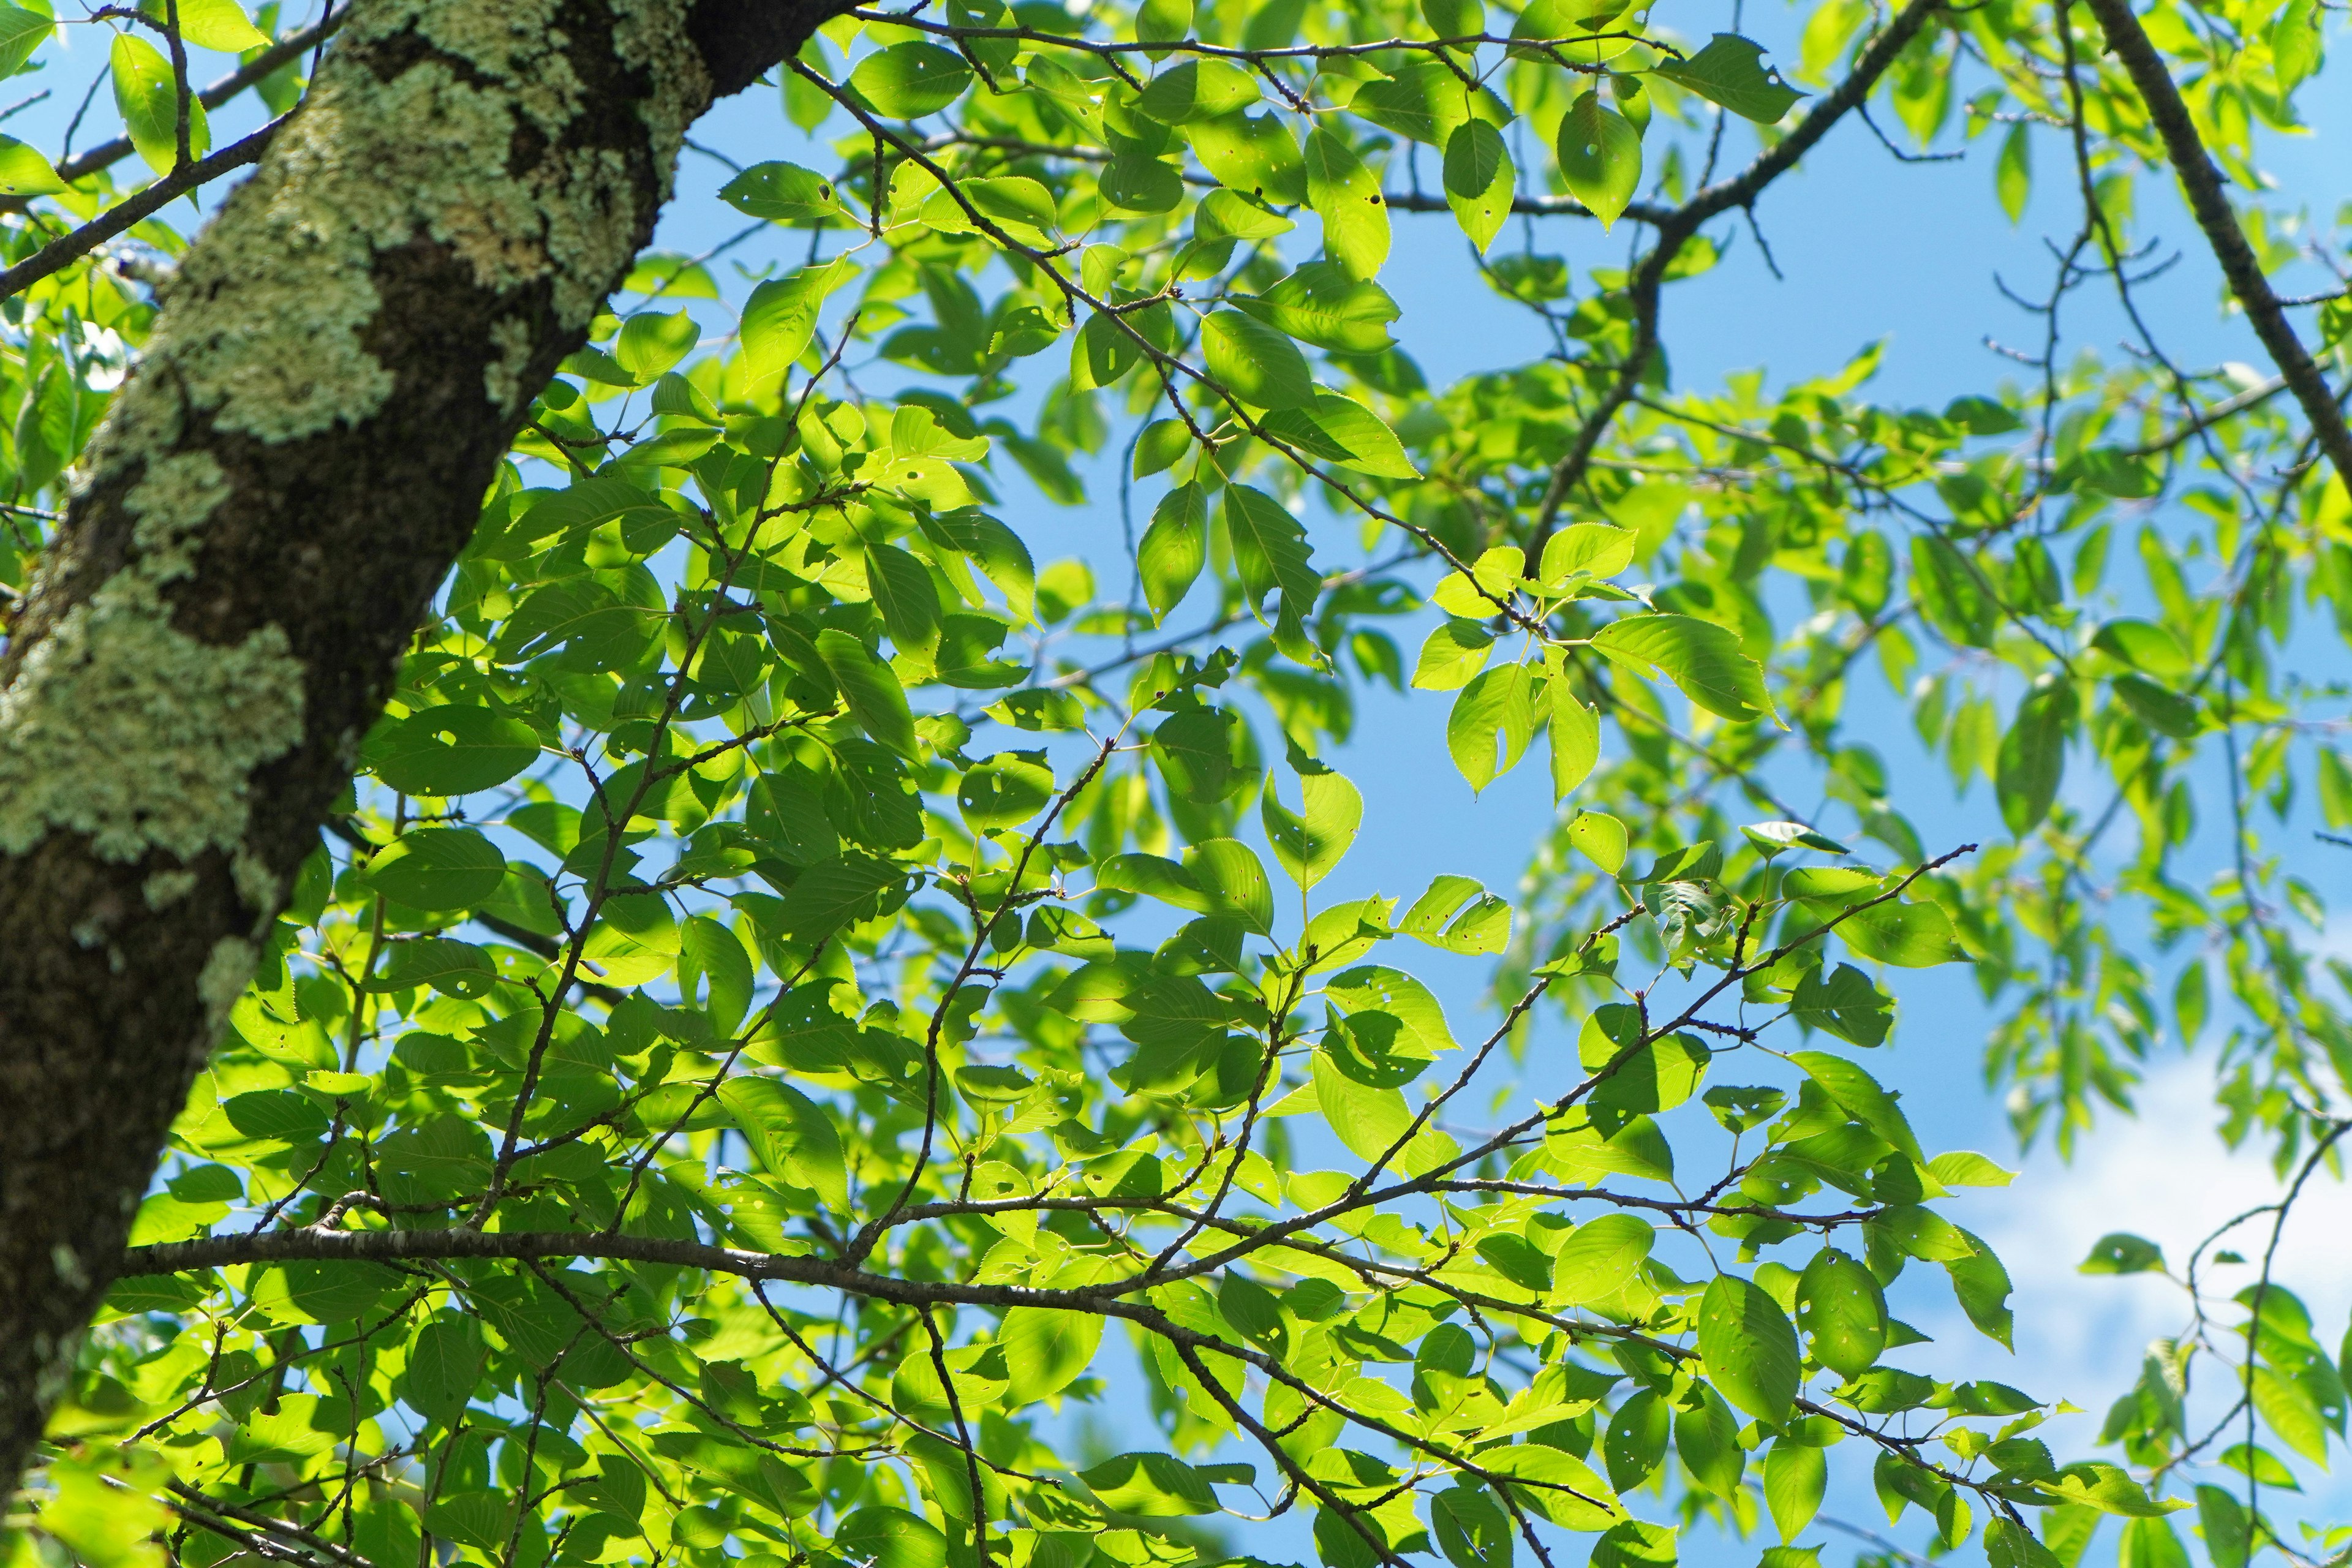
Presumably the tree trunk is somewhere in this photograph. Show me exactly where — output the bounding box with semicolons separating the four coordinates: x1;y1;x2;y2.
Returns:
0;0;837;1498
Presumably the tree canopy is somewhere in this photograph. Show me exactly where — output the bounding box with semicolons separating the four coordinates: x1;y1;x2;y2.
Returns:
0;2;2348;1568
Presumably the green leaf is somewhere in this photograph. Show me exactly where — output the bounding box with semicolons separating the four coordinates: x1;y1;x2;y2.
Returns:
1997;683;2073;835
1698;1274;1802;1422
1260;390;1420;478
364;706;541;796
1414;619;1495;690
1186;837;1275;933
111;32;211;176
2273;0;2322;88
742;259;854;390
2196;1485;2251;1568
1765;1441;1826;1542
1202;309;1315;410
1556;92;1640;230
1262;768;1362;888
717;1079;848;1209
720;160;852;225
959;751;1057;834
1447;663;1547;792
371;937;496;1000
1790;962;1894;1045
2040;1463;2188;1518
1232;263;1400;353
816;628;920;759
1137;58;1261;123
1790;1051;1925;1163
1653;34;1804;123
1540;523;1637;586
1139;481;1208;620
1151;708;1238;802
1674;1384;1745;1495
1589;1518;1676;1568
1305;126;1390;281
0;133;61;197
404;1318;483;1423
1796;1247;1887;1378
1996;122;2031;222
1567;810;1628;873
2078;1233;2166;1275
1002;1307;1105;1403
1588;614;1780;726
1079;1452;1219;1515
1185;111;1305;203
1552;1212;1653;1302
1743;820;1849;855
1551;693;1600;799
2113;674;2201;739
1831;898;1967;968
777;853;904;943
172;0;270;50
1223;483;1321;625
1442;121;1515;253
1602;1392;1671;1491
616;311;698;381
363;828;506;913
851;43;971;116
0;7;51;81
2090;618;2190;679
835;1507;949;1568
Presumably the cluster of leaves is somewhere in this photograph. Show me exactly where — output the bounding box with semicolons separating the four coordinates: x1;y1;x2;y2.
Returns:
3;0;2352;1566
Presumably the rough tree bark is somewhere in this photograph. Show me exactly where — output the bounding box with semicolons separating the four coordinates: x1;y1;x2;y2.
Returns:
0;0;848;1498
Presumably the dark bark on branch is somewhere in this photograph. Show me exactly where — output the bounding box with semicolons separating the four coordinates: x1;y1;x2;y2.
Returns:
0;0;853;1501
2081;0;2352;495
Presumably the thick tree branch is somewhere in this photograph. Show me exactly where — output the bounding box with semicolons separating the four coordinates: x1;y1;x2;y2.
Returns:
0;0;860;1500
2080;0;2352;494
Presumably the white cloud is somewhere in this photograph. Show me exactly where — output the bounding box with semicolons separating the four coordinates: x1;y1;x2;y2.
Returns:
1902;1058;2352;1510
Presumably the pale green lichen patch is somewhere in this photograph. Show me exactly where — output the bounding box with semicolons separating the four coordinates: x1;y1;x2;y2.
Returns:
198;937;258;1028
0;602;306;862
143;869;199;909
0;438;306;864
485;315;534;416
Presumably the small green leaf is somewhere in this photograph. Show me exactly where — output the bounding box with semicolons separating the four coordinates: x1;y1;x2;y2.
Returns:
1079;1453;1219;1515
1996;121;2030;223
959;751;1057;834
364;706;540;796
1796;1247;1888;1379
1567;810;1627;873
1698;1274;1801;1423
1261;768;1362;888
816;628;920;758
1652;34;1804;123
1305;126;1390;281
1002;1308;1105;1403
112;32;211;176
1413;619;1495;690
1557;91;1640;229
742;259;855;390
720;160;852;224
1588;614;1779;726
0;133;62;197
1442;121;1515;254
363;828;507;913
851;43;971;116
717;1078;848;1209
1765;1441;1826;1543
1201;309;1315;410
